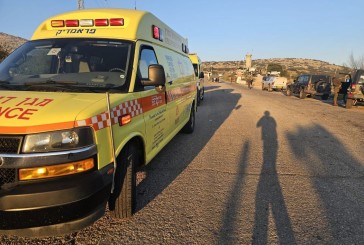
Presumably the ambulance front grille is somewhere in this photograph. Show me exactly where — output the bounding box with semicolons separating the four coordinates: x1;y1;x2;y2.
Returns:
0;168;16;187
0;136;23;154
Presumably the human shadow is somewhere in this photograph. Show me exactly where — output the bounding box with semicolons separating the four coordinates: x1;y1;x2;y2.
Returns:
218;141;250;244
286;124;364;244
252;111;296;244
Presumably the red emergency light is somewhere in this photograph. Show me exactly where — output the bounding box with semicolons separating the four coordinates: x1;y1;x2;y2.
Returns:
110;18;124;26
95;19;109;26
65;20;79;27
152;25;160;40
152;25;164;41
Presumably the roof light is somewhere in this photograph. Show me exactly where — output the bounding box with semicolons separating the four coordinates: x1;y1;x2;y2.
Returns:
158;28;164;41
110;18;124;26
65;19;79;27
153;25;160;40
51;20;65;27
80;19;94;27
182;44;189;54
95;19;109;26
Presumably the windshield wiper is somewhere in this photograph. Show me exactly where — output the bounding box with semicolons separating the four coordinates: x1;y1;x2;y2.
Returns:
24;79;80;86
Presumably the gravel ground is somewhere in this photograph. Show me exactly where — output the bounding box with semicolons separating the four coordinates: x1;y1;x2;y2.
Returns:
1;80;363;244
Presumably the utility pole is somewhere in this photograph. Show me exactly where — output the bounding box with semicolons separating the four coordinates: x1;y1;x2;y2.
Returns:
78;0;84;9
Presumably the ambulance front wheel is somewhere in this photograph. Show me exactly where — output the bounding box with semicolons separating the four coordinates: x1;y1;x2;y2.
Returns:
182;106;195;134
108;143;138;219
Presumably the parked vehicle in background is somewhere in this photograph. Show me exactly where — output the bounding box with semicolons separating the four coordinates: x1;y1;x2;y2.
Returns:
189;53;205;105
286;74;331;100
262;76;287;91
345;69;364;108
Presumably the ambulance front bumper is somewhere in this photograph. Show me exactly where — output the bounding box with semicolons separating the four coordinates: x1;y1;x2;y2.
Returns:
0;146;114;237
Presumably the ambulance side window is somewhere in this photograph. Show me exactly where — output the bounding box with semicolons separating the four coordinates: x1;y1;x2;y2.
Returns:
138;47;158;79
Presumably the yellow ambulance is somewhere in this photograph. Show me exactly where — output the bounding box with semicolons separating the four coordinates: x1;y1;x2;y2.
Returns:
188;53;205;105
0;8;196;237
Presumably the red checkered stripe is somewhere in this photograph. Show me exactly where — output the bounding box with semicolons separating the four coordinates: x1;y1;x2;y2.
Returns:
110;99;143;124
76;99;143;130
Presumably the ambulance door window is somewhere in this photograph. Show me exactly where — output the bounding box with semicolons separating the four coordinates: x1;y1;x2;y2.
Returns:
138;47;158;79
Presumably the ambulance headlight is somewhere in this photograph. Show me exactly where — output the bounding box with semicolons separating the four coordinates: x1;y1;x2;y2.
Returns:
22;127;94;153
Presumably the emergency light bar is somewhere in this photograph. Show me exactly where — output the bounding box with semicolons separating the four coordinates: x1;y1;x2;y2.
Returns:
51;18;124;27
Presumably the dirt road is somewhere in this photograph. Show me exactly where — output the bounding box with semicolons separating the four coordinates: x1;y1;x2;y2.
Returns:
2;80;363;244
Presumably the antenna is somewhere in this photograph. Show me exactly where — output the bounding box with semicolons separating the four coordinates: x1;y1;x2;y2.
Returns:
78;0;84;9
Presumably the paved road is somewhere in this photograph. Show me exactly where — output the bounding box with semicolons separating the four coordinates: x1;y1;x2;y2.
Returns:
2;80;364;244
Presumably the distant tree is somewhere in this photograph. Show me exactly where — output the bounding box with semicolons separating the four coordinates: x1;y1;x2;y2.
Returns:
280;70;289;77
346;52;364;70
267;63;290;77
267;63;283;73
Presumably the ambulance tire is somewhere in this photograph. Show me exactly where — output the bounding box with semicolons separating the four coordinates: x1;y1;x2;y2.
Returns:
197;88;201;106
182;106;195;134
109;143;137;219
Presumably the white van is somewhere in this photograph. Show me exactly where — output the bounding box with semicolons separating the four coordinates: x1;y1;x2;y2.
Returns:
262;76;288;91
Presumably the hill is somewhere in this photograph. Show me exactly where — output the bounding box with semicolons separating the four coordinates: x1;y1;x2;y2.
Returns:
203;58;352;81
0;32;27;52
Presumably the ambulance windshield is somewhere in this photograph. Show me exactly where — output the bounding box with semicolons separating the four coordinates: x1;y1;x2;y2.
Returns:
0;38;133;92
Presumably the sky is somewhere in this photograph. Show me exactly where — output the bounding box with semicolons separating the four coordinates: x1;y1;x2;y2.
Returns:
0;0;363;65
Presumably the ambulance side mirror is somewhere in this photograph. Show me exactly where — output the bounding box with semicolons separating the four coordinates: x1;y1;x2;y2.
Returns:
199;72;204;79
141;64;166;87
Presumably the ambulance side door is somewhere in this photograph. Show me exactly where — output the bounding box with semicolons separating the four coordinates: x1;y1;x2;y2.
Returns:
162;52;193;136
137;45;169;159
